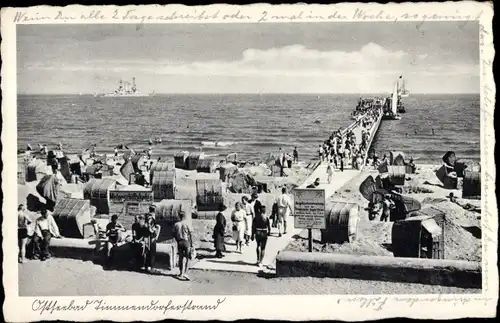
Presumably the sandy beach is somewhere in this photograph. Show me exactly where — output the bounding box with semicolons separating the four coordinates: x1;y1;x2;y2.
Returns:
285;163;481;262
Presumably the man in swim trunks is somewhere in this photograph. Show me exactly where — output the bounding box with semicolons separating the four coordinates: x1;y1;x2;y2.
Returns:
173;210;194;280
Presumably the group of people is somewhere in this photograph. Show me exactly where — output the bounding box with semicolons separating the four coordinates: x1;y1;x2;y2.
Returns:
213;188;293;267
105;205;194;280
318;106;382;175
17;205;62;263
276;147;299;176
368;194;396;222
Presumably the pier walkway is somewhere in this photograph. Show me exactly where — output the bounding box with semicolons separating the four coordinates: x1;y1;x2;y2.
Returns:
192;109;383;274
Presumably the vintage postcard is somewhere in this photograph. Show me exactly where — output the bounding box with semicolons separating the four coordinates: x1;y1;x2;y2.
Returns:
1;2;496;321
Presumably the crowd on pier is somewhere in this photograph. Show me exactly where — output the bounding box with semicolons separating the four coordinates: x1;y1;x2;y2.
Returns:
317;106;382;176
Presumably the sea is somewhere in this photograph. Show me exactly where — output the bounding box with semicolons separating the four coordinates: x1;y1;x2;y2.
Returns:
17;94;480;164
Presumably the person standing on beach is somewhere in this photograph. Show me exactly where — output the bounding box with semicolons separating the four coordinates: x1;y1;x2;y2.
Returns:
318;145;324;162
105;214;126;264
252;205;271;267
276;187;293;236
278;148;285;177
293;147;299;163
338;143;344;172
18;204;31;263
145;208;160;272
381;195;395;222
33;208;61;261
250;192;262;218
231;202;246;253
213;204;227;258
242;196;254;246
327;159;334;184
173;210;194;280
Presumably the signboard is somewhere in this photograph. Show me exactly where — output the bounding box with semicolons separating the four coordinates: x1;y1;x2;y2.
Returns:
294;188;326;229
109;189;154;214
121;201;153;228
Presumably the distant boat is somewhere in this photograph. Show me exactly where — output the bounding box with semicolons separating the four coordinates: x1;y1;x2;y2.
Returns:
314;119;322;124
398;76;410;98
382;79;402;121
96;77;153;97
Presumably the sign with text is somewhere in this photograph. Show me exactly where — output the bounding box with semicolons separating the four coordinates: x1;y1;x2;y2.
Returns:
293;188;326;229
121;201;153;228
109;189;154;214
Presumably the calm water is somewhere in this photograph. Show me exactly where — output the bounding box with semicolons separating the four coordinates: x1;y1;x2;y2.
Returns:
17;94;480;163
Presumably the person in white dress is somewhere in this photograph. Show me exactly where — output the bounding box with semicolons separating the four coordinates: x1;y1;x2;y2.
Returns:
327;159;334;184
231;202;246;253
241;196;254;246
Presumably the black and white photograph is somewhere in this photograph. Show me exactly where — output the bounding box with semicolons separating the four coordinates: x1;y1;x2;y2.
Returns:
2;2;496;321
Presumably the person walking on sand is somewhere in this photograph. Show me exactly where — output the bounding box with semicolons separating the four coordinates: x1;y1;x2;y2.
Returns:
318;145;324;162
213;204;227;258
231;202;246;253
18;204;31;263
173;210;194;281
252;205;271;267
327;159;334;184
276;187;293;236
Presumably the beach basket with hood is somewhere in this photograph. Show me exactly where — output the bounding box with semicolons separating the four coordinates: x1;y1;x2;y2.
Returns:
26;159;47;182
52;198;92;238
149;161;172;182
462;170;481;199
83;178;117;214
36;174;61;209
155;199;193;242
219;163;238;182
359;175;378;202
120;159;135;183
196;179;224;212
186;152;203;170
388;192;422;221
196;158;218;173
174;151;189;169
387;166;406;186
389;151;406;166
152;170;176;201
321;202;360;244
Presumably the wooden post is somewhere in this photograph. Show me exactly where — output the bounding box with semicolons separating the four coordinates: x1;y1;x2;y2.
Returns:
308;228;313;252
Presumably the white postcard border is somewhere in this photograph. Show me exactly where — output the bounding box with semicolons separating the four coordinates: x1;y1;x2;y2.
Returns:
1;2;496;321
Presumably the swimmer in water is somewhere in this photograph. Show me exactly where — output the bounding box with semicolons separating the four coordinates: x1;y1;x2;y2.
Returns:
405;132;408;137
414;130;417;135
432;128;435;135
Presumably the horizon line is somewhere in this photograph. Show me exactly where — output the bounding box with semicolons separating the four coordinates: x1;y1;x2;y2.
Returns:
18;92;481;95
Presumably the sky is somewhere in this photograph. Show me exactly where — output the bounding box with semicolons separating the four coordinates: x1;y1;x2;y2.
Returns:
17;22;479;94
